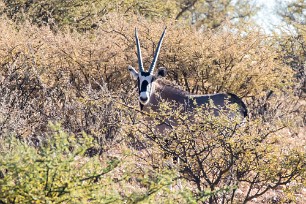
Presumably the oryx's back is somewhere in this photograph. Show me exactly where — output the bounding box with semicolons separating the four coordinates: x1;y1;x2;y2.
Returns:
187;92;247;118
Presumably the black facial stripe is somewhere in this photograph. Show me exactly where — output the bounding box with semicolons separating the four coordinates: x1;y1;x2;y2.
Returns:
140;80;149;92
140;72;150;77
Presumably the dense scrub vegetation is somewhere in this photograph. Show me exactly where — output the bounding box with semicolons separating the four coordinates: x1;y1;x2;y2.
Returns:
0;0;305;203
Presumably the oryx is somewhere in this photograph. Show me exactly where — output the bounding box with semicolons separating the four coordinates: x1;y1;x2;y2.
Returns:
128;28;248;119
128;28;248;190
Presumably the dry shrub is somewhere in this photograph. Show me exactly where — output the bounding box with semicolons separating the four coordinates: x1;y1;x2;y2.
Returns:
0;13;304;203
129;103;306;203
0;13;292;94
0;19;127;151
158;28;293;97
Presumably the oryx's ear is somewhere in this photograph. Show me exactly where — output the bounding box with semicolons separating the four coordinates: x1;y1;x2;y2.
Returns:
156;67;167;78
128;65;138;80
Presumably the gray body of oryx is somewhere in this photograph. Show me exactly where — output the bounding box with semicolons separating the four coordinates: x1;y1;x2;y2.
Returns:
141;79;247;118
128;27;247;120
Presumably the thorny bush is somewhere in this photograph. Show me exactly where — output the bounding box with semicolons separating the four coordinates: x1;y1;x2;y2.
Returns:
130;101;306;203
0;14;305;203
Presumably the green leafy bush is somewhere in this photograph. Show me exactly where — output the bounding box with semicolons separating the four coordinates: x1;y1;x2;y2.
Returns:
0;123;198;203
0;123;123;203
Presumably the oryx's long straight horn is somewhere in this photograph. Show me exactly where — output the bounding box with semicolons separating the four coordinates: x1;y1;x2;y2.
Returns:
135;28;144;72
149;27;167;74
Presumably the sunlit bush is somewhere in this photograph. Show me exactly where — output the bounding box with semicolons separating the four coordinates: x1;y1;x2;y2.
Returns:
0;12;304;203
0;123;122;203
0;123;197;203
129;102;306;203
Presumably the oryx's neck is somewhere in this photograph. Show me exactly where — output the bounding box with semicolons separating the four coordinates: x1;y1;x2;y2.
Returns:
142;80;188;112
154;82;188;102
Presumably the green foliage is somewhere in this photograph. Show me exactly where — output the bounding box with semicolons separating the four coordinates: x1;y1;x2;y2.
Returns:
0;123;196;203
0;0;178;31
0;0;258;31
175;0;258;29
277;0;306;95
0;123;122;203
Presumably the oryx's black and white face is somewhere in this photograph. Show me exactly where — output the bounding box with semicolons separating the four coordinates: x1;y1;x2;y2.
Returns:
128;27;167;106
128;66;167;105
